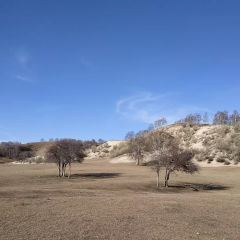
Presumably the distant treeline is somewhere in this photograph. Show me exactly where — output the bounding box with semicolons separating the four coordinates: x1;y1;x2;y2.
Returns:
0;139;99;161
175;110;240;126
0;142;33;160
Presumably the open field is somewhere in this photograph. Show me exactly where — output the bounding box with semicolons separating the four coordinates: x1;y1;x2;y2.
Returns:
0;159;240;240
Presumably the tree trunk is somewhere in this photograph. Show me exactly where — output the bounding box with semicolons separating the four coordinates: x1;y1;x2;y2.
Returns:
136;158;140;165
164;171;170;188
58;165;61;177
62;163;65;177
157;171;160;188
68;163;71;178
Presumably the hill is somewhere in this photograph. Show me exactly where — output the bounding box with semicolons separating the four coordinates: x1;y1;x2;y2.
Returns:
1;124;239;166
105;124;240;166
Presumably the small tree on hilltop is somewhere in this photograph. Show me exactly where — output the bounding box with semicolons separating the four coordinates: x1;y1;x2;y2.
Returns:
154;117;167;129
184;113;202;125
125;131;135;140
213;111;229;125
202;112;209;124
229;110;240;126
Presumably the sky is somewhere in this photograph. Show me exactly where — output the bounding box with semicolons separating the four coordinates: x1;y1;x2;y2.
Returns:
0;0;240;142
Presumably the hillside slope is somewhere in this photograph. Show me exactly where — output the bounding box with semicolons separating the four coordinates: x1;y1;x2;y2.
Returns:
2;124;239;166
104;124;240;166
165;124;240;166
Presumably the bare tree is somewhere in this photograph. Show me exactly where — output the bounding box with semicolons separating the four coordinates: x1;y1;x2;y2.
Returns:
46;140;85;178
161;149;198;187
229;110;240;126
175;113;202;125
128;135;145;165
98;139;105;144
184;113;202;125
147;131;198;188
154;117;167;129
146;131;175;188
125;131;135;140
202;112;209;124
148;124;154;132
213;111;229;125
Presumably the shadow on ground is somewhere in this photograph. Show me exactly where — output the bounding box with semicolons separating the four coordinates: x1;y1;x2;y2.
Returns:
169;183;229;191
70;172;121;179
139;182;230;193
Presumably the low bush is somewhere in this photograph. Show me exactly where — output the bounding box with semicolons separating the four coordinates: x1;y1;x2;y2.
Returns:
110;142;130;158
224;160;231;165
216;157;226;163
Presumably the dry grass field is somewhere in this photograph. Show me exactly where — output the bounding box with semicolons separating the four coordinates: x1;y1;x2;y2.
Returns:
0;159;240;240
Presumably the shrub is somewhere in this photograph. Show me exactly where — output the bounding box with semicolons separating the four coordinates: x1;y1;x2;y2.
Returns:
102;149;109;153
35;157;45;164
224;160;231;165
216;157;225;163
215;126;231;137
233;124;240;133
207;156;214;164
91;145;97;153
110;142;130;158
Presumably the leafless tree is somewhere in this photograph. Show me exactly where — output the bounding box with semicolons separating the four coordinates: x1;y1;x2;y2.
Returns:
128;135;145;165
46;140;85;178
154;117;167;129
213;111;229;125
229;110;240;126
202;112;209;124
161;149;198;187
147;131;198;188
175;113;202;125
146;131;175;188
148;124;154;132
184;113;202;125
125;131;135;140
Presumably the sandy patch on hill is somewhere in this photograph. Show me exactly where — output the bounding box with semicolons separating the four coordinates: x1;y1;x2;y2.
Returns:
110;155;135;164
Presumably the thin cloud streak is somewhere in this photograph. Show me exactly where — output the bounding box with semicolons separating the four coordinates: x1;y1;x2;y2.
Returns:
116;92;209;124
14;74;33;83
14;48;35;83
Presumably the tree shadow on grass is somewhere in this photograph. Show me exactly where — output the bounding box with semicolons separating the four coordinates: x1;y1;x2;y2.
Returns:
170;183;229;191
70;172;121;179
142;182;230;194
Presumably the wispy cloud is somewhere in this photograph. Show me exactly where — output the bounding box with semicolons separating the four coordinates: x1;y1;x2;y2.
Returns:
116;92;166;123
116;92;209;124
14;74;33;83
14;48;35;83
16;50;30;67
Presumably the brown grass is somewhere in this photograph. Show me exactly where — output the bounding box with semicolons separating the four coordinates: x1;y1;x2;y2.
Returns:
0;159;240;240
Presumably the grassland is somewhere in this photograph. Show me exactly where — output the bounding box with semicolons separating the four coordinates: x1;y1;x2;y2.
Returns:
0;159;240;240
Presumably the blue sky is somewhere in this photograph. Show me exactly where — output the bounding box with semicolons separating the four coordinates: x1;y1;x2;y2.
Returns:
0;0;240;142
